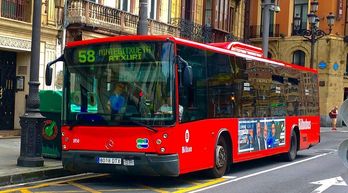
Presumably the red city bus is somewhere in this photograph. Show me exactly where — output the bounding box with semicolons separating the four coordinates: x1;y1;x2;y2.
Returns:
46;35;320;178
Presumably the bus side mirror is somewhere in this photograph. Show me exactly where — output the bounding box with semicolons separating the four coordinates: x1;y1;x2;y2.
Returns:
45;67;53;86
183;65;192;87
46;55;64;86
177;56;192;87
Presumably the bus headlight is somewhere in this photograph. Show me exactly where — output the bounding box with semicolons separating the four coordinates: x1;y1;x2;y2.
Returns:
160;147;165;152
163;133;168;139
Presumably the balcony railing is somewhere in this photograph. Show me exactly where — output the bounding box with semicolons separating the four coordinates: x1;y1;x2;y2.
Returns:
67;0;178;36
249;24;280;38
170;18;242;43
1;0;30;22
171;18;213;43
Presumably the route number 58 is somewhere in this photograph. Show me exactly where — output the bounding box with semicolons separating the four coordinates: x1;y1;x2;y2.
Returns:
79;50;95;63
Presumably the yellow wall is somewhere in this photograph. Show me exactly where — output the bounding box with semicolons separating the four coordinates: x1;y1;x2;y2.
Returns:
249;0;260;26
194;0;203;24
171;0;181;20
275;0;292;36
317;0;346;36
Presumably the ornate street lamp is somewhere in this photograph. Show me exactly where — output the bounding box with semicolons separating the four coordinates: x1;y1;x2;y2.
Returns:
310;0;319;13
17;0;45;167
294;0;335;69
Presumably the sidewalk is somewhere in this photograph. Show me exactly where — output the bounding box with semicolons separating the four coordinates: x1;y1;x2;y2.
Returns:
0;137;72;187
320;126;348;132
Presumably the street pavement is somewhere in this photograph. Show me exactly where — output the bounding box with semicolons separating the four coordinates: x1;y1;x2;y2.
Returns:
0;136;72;186
0;127;346;187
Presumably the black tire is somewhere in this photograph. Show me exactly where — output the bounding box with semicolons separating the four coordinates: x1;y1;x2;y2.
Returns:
206;136;228;178
281;130;298;161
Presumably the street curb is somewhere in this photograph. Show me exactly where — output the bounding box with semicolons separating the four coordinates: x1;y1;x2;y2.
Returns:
0;167;76;187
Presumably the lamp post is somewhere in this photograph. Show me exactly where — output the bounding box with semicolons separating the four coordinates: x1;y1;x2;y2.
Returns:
294;0;335;69
261;0;280;57
137;0;148;35
17;0;45;167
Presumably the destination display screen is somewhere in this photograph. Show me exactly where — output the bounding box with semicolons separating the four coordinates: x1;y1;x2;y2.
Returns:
67;42;159;64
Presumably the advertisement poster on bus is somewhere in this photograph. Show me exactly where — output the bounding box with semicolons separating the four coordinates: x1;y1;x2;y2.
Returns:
238;118;286;153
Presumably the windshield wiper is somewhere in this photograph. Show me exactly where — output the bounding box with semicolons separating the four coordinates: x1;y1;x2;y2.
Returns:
68;113;106;130
129;120;158;133
68;119;83;131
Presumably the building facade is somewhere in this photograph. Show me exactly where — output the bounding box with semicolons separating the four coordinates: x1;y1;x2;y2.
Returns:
65;0;246;43
248;0;348;126
0;0;246;130
0;0;61;130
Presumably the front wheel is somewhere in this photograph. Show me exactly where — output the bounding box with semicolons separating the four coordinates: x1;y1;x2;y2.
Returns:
206;136;228;178
281;130;298;161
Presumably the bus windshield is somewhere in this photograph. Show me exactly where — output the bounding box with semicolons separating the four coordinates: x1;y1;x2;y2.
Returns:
63;41;175;126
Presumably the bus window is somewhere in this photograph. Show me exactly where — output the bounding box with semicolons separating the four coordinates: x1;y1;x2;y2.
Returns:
270;74;286;117
177;45;207;122
286;76;300;116
207;52;236;118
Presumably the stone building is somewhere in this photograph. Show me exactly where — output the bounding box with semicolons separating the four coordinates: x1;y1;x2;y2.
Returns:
248;0;348;126
0;0;246;130
65;0;246;43
0;0;62;130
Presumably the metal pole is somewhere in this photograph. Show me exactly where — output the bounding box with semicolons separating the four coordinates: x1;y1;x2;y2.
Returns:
137;0;148;35
17;0;45;167
310;31;315;69
62;0;68;52
262;0;271;58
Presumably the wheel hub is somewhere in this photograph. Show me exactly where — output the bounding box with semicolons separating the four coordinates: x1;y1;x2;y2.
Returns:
216;145;226;168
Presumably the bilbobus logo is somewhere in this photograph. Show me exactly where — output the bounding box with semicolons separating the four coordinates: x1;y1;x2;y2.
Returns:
299;119;311;130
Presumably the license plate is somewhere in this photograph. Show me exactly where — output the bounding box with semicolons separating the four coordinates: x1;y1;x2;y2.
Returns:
97;157;121;165
123;159;134;166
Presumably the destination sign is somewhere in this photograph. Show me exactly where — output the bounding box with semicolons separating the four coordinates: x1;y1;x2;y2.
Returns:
72;43;156;64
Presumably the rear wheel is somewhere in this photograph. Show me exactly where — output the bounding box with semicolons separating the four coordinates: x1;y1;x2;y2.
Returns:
282;130;298;161
206;136;228;178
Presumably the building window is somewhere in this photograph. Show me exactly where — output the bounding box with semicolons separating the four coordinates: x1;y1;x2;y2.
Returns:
229;6;234;32
120;0;130;12
268;52;272;59
292;50;305;66
183;0;192;20
1;0;27;21
293;0;308;35
148;0;157;19
204;0;212;26
213;0;229;31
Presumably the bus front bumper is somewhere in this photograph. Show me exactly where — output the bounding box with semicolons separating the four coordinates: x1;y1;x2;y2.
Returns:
62;151;179;176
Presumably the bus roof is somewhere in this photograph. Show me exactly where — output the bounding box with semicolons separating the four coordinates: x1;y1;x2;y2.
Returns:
66;35;317;74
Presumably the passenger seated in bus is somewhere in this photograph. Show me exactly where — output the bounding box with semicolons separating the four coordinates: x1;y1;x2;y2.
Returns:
157;97;173;114
157;96;184;121
107;83;126;118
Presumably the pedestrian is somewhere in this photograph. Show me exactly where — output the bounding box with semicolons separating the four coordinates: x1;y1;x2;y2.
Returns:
329;106;338;131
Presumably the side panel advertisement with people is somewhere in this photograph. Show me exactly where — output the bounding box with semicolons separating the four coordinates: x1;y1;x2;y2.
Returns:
238;118;286;153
